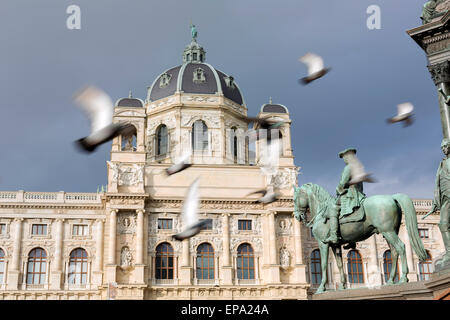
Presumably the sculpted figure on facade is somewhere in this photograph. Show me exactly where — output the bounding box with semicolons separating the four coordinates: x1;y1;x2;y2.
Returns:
280;246;290;269
120;246;133;267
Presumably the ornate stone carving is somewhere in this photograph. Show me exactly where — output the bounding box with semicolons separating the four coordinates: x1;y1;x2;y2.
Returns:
272;167;300;189
428;61;450;85
120;246;133;267
159;73;172;88
181;113;220;128
224;99;246;114
280;246;291;269
277;217;292;235
183;96;218;103
115;110;144;117
148;97;176;110
118;213;137;234
108;162;145;186
425;33;450;54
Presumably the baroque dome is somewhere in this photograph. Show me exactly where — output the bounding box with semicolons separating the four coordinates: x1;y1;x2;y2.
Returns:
146;39;245;106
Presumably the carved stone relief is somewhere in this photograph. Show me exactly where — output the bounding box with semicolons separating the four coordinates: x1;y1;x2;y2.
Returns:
118;213;137;234
120;246;133;267
277;216;292;235
272;167;300;189
108;162;145;186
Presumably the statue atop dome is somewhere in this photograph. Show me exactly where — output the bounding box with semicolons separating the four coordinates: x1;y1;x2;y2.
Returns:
190;23;198;41
421;0;450;24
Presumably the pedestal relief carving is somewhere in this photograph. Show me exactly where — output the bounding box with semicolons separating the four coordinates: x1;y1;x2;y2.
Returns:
272;167;300;189
108;162;145;186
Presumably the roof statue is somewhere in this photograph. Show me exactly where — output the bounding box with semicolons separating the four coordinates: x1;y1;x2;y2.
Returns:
421;0;450;24
190;23;198;40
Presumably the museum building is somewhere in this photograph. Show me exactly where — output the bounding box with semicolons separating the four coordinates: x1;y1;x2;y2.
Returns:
0;36;444;300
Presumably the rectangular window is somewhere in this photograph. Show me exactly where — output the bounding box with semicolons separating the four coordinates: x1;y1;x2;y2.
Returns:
238;220;252;231
72;224;88;236
200;219;213;230
418;229;429;239
0;224;5;235
158;219;173;230
31;224;47;235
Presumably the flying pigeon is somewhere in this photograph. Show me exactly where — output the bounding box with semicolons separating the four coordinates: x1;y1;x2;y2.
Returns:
237;115;286;142
346;152;376;185
246;188;280;204
172;178;208;241
298;52;331;85
165;151;193;176
387;103;415;127
73;86;134;153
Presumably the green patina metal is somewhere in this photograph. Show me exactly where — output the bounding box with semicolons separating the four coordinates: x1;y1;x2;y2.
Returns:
293;183;428;293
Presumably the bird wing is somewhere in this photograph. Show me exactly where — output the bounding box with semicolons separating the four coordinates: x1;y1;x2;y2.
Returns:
299;52;324;75
73;86;114;134
397;103;414;116
346;153;366;180
181;178;200;229
177;150;192;164
261;138;280;176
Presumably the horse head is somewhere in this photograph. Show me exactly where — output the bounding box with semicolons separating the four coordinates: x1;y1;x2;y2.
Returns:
293;184;309;223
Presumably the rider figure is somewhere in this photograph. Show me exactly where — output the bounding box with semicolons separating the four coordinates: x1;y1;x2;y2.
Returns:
324;148;366;245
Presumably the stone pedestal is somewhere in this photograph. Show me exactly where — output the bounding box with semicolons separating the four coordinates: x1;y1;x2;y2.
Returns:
50;271;63;290
133;264;146;284
179;266;192;285
293;264;308;283
92;271;103;286
105;265;117;283
6;270;20;290
221;266;233;285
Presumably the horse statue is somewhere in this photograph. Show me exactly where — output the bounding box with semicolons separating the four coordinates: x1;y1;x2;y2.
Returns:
293;183;428;293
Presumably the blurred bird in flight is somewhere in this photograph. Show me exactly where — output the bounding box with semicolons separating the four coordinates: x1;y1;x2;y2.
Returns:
299;52;331;85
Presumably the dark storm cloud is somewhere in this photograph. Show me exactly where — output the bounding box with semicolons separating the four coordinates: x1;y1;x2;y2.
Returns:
0;0;441;198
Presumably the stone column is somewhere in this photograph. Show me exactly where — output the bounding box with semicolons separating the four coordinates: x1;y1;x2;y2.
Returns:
134;209;145;284
221;213;233;285
367;235;382;287
7;218;23;290
267;211;280;283
293;215;307;283
50;218;64;289
92;219;105;285
106;209;118;283
428;62;450;139
179;239;192;285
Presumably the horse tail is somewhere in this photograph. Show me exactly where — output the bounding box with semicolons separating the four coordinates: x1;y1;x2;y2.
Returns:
392;193;428;262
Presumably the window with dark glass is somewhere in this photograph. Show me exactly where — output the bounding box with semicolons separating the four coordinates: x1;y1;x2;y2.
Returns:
0;248;4;284
155;243;174;279
199;219;213;230
419;251;433;281
31;224;47;235
192;120;208;151
156;125;168;156
0;224;5;235
26;248;47;285
347;250;364;284
238;220;252;231
383;250;399;283
310;249;322;285
418;229;429;239
230;127;238;163
196;243;214;280
68;248;88;285
193;53;198;61
157;219;173;230
237;243;255;280
72;224;88;236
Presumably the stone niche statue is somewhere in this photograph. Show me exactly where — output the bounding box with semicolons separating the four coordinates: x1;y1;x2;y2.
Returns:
279;246;290;269
120;246;133;268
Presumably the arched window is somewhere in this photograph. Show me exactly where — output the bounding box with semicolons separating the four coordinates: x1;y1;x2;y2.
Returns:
196;243;214;280
383;250;399;283
419;251;433;281
68;248;88;285
26;248;47;285
237;243;255;280
192;120;208;151
310;249;322;285
0;248;5;284
155;242;174;280
347;250;364;284
121;125;137;151
156;124;168;156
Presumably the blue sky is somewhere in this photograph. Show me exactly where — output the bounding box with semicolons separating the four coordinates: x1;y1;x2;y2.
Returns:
0;0;443;198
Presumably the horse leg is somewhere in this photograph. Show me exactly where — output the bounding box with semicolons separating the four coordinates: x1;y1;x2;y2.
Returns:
316;242;329;293
382;231;409;284
331;245;346;290
386;242;399;285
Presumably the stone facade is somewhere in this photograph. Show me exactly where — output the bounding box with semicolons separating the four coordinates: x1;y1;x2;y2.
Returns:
0;37;445;300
